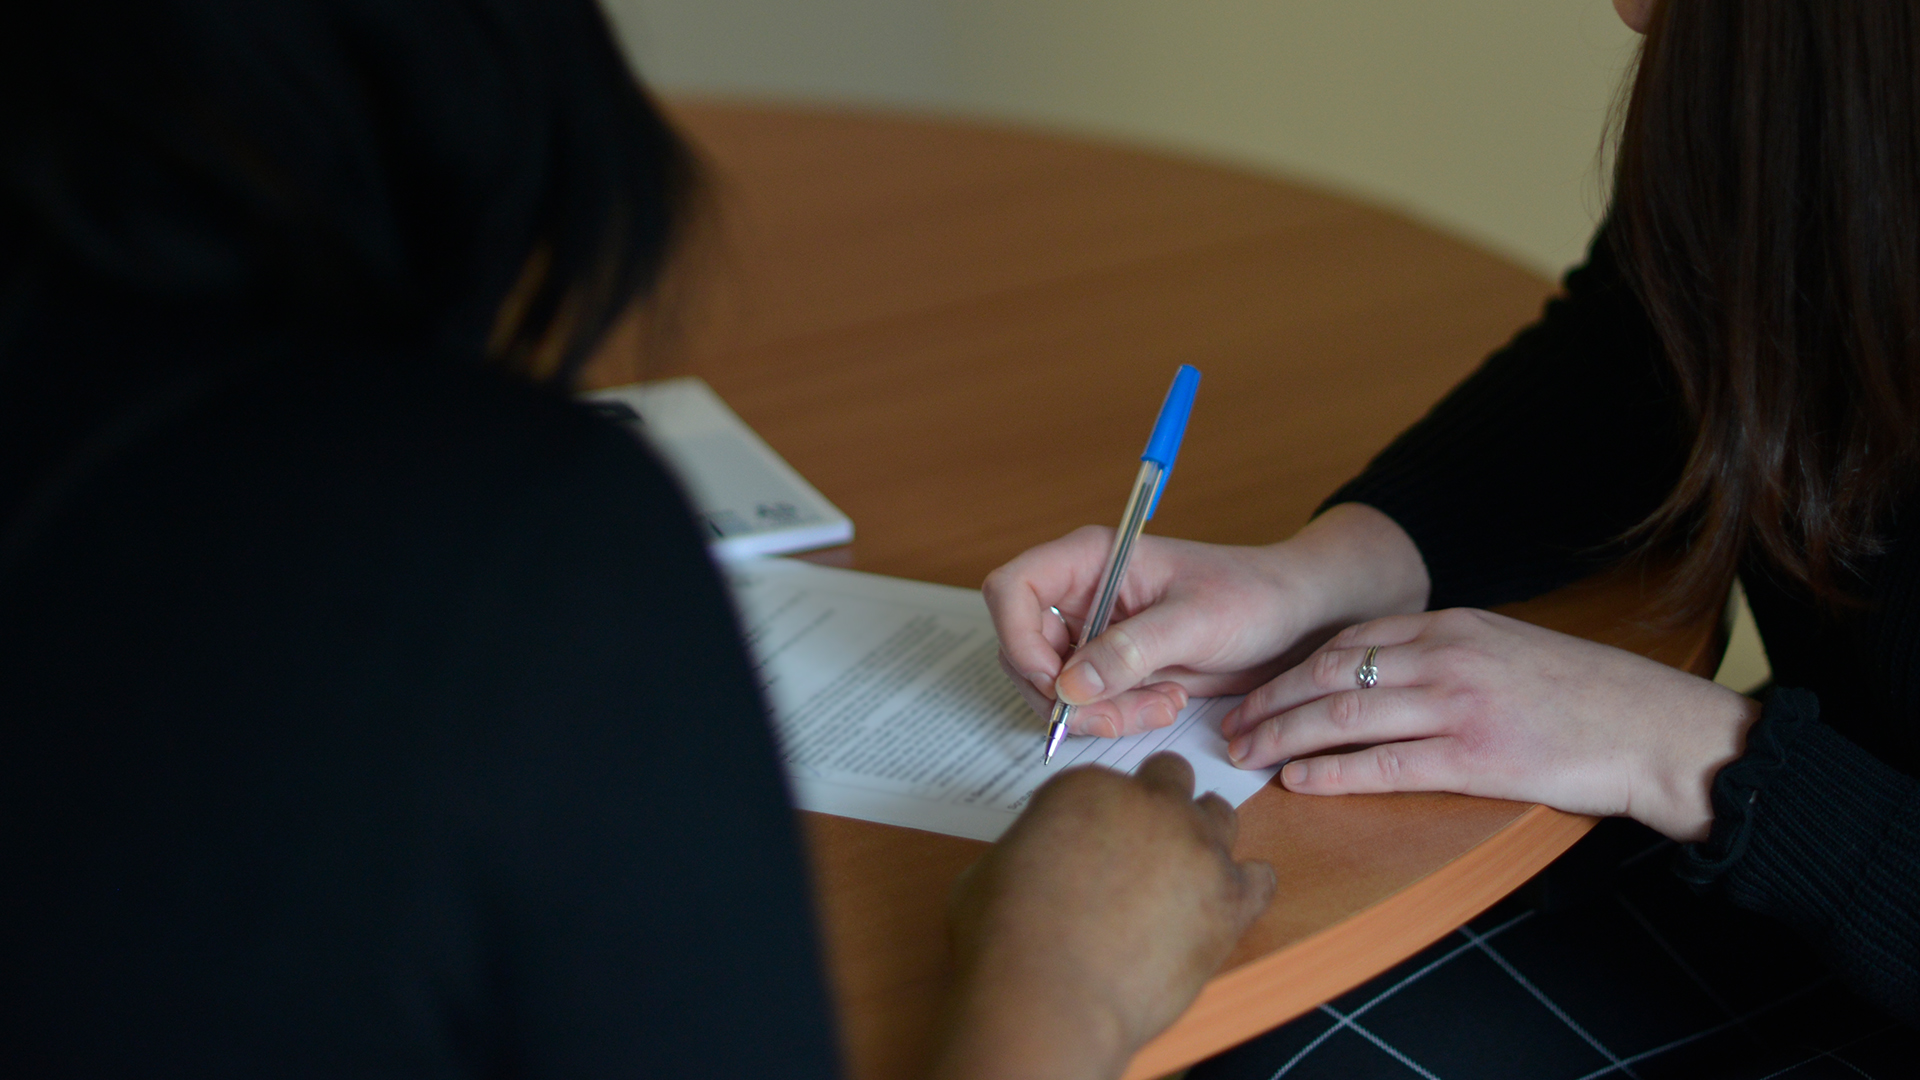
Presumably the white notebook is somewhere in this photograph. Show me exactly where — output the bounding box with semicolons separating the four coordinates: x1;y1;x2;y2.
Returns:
586;378;854;561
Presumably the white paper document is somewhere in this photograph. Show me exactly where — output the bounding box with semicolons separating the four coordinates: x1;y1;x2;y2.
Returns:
586;378;854;561
728;558;1279;842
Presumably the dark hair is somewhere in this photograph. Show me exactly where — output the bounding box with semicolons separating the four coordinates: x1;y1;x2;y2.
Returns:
1613;0;1920;618
0;0;694;382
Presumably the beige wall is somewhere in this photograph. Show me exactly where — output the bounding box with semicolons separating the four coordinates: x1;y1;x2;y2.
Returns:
602;0;1642;275
602;0;956;111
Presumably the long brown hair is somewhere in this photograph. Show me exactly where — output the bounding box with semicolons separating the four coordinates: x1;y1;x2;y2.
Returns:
1613;0;1920;618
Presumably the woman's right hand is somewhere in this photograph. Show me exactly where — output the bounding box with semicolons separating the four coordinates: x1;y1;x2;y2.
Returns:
982;502;1432;738
930;754;1278;1080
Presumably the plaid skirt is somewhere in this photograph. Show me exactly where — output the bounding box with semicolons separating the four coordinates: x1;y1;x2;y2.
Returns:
1189;819;1916;1080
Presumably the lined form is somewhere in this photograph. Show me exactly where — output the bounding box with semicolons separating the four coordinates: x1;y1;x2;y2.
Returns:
728;558;1279;842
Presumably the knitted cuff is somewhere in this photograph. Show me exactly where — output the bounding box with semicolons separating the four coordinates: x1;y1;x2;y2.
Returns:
1673;687;1823;886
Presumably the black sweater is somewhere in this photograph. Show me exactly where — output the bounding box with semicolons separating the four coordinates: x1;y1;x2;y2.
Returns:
0;353;842;1076
1328;229;1920;1024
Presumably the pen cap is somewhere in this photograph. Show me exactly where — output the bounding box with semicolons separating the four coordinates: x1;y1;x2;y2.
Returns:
1141;364;1200;519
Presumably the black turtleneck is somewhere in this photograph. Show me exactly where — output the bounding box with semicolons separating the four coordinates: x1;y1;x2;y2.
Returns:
0;350;842;1076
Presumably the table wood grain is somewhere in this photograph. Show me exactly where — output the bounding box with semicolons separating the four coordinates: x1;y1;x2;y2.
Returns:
582;100;1719;1080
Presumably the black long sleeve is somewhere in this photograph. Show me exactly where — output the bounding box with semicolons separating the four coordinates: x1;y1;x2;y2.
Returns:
1681;692;1920;1023
1;355;843;1075
1326;229;1686;610
1323;228;1920;1023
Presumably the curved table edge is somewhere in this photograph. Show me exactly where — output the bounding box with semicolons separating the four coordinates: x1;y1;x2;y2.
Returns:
1121;803;1598;1079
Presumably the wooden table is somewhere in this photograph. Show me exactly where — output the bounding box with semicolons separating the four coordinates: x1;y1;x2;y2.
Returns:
584;101;1720;1080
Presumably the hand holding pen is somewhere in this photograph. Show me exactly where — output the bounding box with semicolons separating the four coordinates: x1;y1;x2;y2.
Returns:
989;511;1431;769
1024;366;1201;763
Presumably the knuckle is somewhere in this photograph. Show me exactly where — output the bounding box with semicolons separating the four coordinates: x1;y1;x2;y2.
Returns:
1450;702;1496;749
1068;524;1111;549
1239;684;1274;720
1428;641;1470;674
1051;767;1122;808
1374;745;1406;785
1327;689;1364;731
1247;717;1281;759
1312;648;1348;690
1447;607;1499;635
1452;678;1493;713
1316;755;1343;787
1431;640;1489;680
1103;623;1150;677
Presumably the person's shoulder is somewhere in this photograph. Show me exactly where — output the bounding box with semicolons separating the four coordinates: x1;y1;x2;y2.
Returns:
1522;220;1660;366
1556;221;1634;301
271;353;649;473
210;353;688;541
82;350;726;645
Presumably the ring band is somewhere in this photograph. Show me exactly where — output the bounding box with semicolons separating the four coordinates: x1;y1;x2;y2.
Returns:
1355;645;1380;689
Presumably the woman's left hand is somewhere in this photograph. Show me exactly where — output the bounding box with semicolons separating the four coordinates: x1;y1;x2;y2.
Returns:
1220;608;1762;842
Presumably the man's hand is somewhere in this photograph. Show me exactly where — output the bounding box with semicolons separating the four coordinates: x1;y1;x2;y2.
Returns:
930;754;1277;1080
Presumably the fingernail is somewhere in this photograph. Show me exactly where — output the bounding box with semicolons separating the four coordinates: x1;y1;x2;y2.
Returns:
1227;736;1249;763
1072;710;1118;738
1145;701;1176;729
1026;672;1055;698
1172;685;1190;712
1281;761;1305;787
1057;662;1104;704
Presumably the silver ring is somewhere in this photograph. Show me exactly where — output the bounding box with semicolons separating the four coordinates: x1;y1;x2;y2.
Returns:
1355;645;1380;689
1048;605;1069;626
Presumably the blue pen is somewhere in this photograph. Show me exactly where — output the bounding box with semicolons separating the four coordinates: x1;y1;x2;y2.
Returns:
1043;365;1201;764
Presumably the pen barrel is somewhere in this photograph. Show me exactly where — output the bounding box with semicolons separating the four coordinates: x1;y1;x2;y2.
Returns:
1077;459;1164;649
